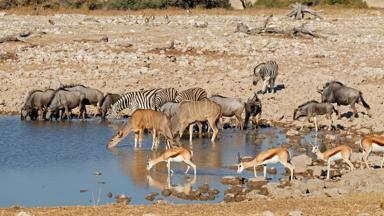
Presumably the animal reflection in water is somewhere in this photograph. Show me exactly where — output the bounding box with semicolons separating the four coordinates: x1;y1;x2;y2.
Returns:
147;173;197;197
109;148;148;186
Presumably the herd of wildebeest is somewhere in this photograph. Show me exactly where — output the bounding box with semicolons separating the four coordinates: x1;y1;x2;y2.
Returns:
20;60;384;180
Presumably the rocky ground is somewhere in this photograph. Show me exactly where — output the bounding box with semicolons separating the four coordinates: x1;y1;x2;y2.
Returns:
1;7;384;215
0;8;384;134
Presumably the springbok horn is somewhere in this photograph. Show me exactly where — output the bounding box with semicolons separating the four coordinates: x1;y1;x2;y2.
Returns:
237;152;241;163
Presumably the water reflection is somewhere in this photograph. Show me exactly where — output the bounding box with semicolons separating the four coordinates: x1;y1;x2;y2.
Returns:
0;116;308;207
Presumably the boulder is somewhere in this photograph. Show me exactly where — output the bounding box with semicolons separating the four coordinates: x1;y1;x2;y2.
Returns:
291;154;312;173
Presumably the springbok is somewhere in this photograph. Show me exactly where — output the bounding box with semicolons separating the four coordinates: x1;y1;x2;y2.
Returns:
360;135;384;169
236;147;295;180
311;144;354;179
147;147;196;177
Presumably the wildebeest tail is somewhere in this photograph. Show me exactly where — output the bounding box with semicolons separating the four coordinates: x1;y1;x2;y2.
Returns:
332;105;339;116
359;92;370;109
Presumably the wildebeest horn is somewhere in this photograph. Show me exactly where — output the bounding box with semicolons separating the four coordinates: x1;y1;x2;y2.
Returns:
237;152;241;163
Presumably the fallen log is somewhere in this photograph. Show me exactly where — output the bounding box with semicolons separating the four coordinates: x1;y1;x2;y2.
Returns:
0;31;32;43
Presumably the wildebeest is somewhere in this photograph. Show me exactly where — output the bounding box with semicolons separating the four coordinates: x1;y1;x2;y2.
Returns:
100;93;121;119
106;109;174;149
63;84;104;117
293;100;338;131
46;89;86;120
209;95;245;130
21;89;55;120
244;93;262;129
318;81;371;118
171;100;222;143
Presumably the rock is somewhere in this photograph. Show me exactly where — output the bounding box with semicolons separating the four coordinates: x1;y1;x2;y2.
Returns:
145;192;159;201
16;212;31;216
199;183;210;193
289;211;303;216
224;193;235;202
190;20;208;28
94;171;102;176
221;176;243;185
208;188;220;196
247;177;268;189
262;211;275;216
325;134;336;141
246;190;268;200
291;155;312;173
267;167;277;174
360;128;370;134
161;189;172;197
143;213;156;216
107;192;113;198
0;12;6;17
79;189;88;193
115;194;131;204
287;129;300;136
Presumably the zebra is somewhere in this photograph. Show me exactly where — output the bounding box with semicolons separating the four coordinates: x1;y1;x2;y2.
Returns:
252;60;279;94
154;88;178;110
110;88;161;118
174;87;208;103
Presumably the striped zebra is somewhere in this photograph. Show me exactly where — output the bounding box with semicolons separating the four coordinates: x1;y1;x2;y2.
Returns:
110;88;161;118
154;88;178;110
252;60;279;94
174;87;208;103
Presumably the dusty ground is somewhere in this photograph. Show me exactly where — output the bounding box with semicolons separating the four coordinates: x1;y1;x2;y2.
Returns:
1;193;383;216
1;7;384;215
0;8;384;133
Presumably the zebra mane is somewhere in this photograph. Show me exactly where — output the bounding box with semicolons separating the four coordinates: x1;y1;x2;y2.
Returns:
298;100;319;108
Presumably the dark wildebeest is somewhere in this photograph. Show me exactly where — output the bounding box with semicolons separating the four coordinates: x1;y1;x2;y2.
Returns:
46;89;86;120
100;93;121;119
209;95;245;130
318;81;371;119
244;93;262;129
21;89;55;120
63;84;104;117
293;100;338;132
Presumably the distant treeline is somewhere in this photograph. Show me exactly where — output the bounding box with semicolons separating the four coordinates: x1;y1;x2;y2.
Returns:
0;0;367;10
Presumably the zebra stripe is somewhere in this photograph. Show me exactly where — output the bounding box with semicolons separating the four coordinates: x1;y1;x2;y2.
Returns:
253;60;278;93
110;88;161;117
154;88;178;109
174;87;208;103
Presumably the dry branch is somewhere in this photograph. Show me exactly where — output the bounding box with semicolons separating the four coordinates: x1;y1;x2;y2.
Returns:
0;32;32;43
287;3;323;20
235;16;320;38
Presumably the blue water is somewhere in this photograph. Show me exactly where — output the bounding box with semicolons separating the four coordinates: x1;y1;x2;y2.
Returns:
0;116;292;207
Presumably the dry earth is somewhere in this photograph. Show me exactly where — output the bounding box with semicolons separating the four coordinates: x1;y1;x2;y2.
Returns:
0;8;384;134
1;8;384;215
1;193;384;216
